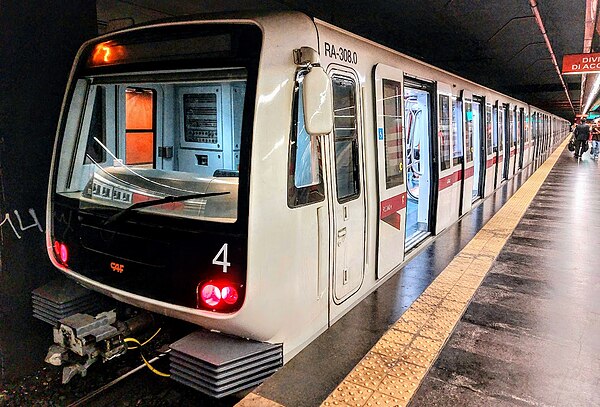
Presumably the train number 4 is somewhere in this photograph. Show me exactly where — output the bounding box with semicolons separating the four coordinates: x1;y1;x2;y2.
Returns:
213;243;231;273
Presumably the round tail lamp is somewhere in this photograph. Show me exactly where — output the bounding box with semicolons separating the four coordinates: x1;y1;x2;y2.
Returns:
53;240;69;265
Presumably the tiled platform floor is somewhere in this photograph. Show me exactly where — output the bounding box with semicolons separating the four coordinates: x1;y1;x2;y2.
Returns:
410;146;600;406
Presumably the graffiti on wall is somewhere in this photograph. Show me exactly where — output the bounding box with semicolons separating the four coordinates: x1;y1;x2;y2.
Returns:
0;208;44;239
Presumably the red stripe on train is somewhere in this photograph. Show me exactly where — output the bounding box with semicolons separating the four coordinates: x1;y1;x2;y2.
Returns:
438;169;462;191
380;192;407;219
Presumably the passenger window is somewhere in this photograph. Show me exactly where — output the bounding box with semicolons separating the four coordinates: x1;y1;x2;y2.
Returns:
464;100;473;163
332;76;360;202
486;104;493;155
438;94;451;171
452;97;463;165
85;87;106;164
125;88;155;166
382;79;404;188
288;76;324;207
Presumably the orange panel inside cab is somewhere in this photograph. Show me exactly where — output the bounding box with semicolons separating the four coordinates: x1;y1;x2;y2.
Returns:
125;89;154;165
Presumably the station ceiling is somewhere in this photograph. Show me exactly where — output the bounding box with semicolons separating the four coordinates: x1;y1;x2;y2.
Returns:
97;0;589;120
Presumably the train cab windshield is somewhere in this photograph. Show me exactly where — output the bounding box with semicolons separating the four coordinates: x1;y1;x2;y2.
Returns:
53;24;261;226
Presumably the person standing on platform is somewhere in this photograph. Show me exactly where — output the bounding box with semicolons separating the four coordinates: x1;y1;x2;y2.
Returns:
574;118;591;158
591;122;600;160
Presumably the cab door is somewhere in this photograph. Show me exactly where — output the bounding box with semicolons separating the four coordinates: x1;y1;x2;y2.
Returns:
374;64;407;278
327;70;366;305
460;90;474;214
435;82;459;232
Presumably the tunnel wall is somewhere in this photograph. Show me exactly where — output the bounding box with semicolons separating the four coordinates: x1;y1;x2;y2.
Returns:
0;1;97;380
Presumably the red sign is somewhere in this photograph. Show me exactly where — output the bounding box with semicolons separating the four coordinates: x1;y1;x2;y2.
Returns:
562;53;600;74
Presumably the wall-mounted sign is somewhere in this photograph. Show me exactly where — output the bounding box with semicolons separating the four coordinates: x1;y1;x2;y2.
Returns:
562;53;600;74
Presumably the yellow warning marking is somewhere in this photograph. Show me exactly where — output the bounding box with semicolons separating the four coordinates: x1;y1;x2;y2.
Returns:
236;393;284;407
319;139;569;407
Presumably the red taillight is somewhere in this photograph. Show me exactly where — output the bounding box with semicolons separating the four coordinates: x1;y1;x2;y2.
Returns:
53;240;69;265
200;284;221;307
221;286;239;305
198;282;240;309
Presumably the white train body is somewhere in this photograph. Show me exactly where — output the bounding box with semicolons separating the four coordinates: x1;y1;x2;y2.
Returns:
46;12;569;361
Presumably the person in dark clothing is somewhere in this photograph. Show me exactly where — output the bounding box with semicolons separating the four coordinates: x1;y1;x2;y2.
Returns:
591;123;600;160
574;118;591;158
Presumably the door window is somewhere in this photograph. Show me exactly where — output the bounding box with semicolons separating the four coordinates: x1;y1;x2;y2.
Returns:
332;76;360;202
438;94;451;171
382;79;404;188
464;100;473;163
452;97;463;165
486;104;493;155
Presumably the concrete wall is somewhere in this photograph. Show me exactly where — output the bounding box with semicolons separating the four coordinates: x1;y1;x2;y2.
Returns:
0;1;97;380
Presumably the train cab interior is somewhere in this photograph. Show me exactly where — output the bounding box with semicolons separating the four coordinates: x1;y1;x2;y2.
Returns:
56;70;248;223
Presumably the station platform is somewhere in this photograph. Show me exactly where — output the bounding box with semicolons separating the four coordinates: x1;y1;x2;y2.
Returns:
238;138;600;407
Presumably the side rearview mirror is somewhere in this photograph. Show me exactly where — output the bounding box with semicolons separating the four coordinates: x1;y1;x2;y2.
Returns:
302;66;333;135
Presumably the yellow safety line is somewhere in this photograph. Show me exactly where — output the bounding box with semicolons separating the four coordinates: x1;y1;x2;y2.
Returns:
319;139;568;406
236;393;285;407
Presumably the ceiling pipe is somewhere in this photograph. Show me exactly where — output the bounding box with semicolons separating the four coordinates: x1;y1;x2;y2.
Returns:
529;0;575;116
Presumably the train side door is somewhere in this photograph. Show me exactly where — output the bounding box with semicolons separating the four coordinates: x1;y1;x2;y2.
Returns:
373;64;407;278
460;90;474;214
519;108;526;168
484;102;495;196
452;96;465;214
435;82;459;233
492;102;500;189
327;71;366;304
506;104;515;178
404;78;435;250
514;106;521;173
471;95;484;202
502;103;510;180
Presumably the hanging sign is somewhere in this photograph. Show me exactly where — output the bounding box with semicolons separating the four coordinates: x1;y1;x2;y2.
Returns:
562;53;600;74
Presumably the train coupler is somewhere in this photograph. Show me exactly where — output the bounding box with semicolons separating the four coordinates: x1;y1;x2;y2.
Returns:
45;310;154;383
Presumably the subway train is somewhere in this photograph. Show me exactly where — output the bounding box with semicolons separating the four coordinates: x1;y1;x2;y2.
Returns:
46;11;569;365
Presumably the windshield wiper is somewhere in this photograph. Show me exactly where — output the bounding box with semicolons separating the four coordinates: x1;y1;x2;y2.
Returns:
103;191;230;226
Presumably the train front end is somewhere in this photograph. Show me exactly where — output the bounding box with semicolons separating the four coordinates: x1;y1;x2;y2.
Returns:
47;21;262;329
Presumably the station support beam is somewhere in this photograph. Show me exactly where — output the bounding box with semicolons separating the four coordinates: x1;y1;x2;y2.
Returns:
0;1;97;380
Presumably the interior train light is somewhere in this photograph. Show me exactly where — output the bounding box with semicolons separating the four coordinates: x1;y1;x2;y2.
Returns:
53;240;69;265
